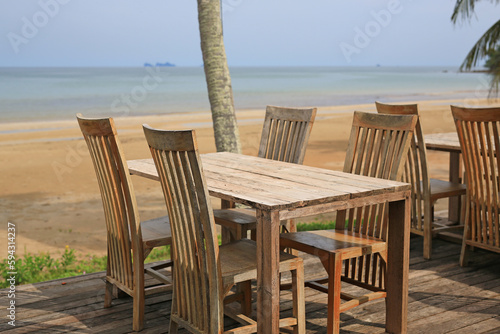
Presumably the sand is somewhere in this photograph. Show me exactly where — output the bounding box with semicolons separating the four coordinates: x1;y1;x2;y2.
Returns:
0;99;492;259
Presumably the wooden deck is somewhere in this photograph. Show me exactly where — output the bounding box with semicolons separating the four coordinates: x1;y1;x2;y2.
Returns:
1;237;499;333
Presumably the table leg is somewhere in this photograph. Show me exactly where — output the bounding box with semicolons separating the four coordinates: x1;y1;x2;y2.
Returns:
386;194;410;334
448;152;462;223
256;209;280;334
220;199;235;244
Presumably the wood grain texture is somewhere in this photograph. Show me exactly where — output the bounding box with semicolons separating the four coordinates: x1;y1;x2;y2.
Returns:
214;105;317;241
142;125;305;334
281;111;416;333
3;236;500;333
451;105;500;266
424;132;461;152
76;115;172;332
376;102;466;259
129;151;411;334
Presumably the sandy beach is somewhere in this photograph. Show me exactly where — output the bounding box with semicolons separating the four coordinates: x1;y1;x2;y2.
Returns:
0;98;493;259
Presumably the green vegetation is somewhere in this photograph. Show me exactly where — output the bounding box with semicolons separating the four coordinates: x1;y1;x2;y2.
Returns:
486;46;500;72
0;220;338;289
0;245;170;289
296;220;336;231
452;0;500;94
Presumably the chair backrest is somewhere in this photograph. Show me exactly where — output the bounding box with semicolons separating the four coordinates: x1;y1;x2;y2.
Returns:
451;105;500;251
339;111;417;289
343;111;417;182
258;105;317;164
77;114;140;292
142;126;223;333
375;102;431;234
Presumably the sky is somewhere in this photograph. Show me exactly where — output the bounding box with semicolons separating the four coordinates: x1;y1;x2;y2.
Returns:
1;0;499;67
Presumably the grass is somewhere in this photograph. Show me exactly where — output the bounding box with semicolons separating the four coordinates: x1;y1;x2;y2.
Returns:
0;245;170;289
0;220;336;289
296;220;335;231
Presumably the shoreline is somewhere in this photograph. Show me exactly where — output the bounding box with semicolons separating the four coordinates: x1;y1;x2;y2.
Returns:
0;88;492;125
0;98;497;259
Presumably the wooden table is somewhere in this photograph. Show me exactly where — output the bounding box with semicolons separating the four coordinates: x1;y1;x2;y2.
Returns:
424;132;463;223
128;152;412;334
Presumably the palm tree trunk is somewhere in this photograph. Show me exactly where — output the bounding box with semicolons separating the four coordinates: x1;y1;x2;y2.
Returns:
197;0;241;153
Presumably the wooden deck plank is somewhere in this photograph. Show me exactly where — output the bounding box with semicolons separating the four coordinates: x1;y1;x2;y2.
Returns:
1;238;499;333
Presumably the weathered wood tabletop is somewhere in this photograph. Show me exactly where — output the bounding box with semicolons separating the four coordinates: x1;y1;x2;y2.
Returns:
128;152;412;334
425;132;460;153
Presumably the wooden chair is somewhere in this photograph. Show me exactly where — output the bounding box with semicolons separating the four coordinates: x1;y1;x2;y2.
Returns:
213;105;317;242
451;105;500;266
142;125;306;334
77;115;172;331
375;102;466;259
280;111;417;333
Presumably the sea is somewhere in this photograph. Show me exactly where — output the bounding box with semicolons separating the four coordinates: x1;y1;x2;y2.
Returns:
0;66;492;123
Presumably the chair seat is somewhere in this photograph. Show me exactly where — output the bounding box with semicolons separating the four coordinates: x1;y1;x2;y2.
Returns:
213;208;289;229
280;230;387;259
220;239;301;287
213;208;257;230
141;215;172;250
429;178;466;201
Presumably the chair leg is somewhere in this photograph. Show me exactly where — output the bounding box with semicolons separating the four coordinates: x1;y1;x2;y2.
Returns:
250;229;257;241
459;239;469;267
291;261;306;334
133;260;146;331
284;219;299;256
239;280;252;316
423;216;432;260
221;226;234;244
460;206;471;267
169;319;179;334
104;280;113;308
169;290;179;334
132;288;145;331
327;254;342;334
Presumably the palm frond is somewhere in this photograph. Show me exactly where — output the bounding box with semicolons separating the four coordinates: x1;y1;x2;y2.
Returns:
460;19;500;71
452;0;476;23
488;64;500;97
452;0;500;23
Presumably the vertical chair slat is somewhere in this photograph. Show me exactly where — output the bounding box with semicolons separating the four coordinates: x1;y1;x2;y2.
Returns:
286;121;300;162
354;127;369;176
369;130;384;179
273;120;285;161
267;119;278;159
471;121;483;243
480;123;491;245
488;124;495;246
280;120;291;161
493;124;500;247
173;150;198;326
362;128;376;178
